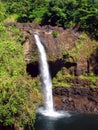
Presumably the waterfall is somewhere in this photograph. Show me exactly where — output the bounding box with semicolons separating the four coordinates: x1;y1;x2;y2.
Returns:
34;32;70;117
34;32;54;113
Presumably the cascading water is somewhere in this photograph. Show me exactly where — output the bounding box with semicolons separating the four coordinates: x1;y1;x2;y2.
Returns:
34;32;54;113
34;32;70;117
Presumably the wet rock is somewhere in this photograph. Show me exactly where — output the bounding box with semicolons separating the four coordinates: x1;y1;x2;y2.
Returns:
53;86;98;114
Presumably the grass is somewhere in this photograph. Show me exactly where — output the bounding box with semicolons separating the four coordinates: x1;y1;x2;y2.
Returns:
4;14;19;23
79;73;98;87
69;33;98;61
52;70;74;88
52;66;98;89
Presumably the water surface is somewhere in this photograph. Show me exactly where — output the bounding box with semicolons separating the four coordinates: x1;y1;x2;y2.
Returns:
35;112;98;130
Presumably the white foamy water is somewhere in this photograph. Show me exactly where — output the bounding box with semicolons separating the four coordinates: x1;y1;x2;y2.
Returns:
37;107;70;118
34;32;54;112
34;32;70;118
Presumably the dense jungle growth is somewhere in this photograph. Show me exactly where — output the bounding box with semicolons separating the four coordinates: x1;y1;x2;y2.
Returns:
0;1;42;129
0;0;98;129
5;0;98;39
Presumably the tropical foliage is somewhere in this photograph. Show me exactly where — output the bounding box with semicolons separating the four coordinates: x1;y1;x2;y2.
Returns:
0;0;98;128
0;2;42;128
5;0;98;39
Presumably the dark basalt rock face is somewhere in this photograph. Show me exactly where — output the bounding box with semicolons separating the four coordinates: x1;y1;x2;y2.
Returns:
6;22;78;57
53;87;98;114
5;22;98;115
5;22;98;77
5;23;98;114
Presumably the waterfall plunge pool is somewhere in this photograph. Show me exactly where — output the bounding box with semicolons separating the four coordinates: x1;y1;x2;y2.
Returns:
34;112;98;130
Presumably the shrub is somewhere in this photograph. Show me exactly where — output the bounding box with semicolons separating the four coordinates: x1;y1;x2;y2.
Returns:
52;30;58;38
0;22;42;128
62;51;69;58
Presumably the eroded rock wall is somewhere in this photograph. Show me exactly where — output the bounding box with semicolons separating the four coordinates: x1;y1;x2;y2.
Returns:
6;23;98;77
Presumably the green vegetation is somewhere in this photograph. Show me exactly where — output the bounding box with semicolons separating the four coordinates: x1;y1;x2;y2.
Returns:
69;33;98;60
6;0;49;23
3;0;98;39
43;0;98;39
79;73;98;88
0;2;42;129
53;72;72;87
53;69;98;88
62;51;69;58
52;30;58;38
0;0;98;128
0;26;42;128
